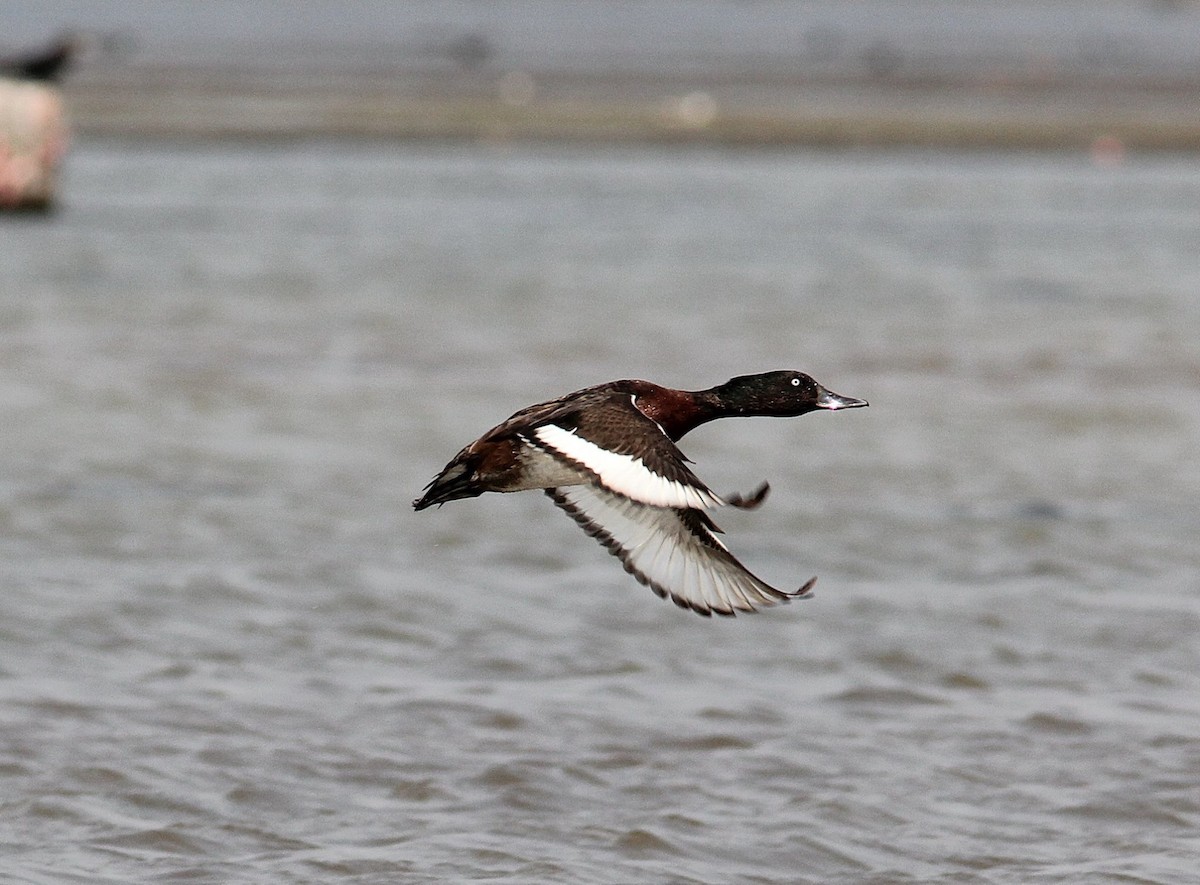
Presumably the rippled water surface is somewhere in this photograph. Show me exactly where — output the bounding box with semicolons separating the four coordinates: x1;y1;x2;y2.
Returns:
2;141;1199;883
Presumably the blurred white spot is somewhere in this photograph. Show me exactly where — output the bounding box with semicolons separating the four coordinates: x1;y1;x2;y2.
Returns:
666;91;718;129
1090;134;1125;168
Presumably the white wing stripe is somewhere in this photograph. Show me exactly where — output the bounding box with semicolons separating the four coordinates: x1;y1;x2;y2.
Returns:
548;485;806;616
534;424;723;510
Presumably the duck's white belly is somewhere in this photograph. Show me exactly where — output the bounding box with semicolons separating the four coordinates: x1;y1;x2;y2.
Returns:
504;446;587;491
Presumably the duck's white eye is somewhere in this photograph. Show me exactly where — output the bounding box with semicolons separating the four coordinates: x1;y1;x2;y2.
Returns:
790;377;801;386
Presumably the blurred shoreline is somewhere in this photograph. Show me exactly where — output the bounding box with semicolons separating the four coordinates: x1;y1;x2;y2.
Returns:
62;63;1200;152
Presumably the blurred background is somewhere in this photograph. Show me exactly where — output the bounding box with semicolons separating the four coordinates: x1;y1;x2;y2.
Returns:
7;0;1200;150
2;2;1199;883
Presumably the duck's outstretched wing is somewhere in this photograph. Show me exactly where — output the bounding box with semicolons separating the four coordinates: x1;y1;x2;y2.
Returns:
546;486;815;617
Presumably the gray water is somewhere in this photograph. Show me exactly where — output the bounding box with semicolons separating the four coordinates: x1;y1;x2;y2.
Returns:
8;0;1200;82
2;140;1199;883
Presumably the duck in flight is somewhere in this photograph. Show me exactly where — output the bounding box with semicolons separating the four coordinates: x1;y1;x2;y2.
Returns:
414;371;867;616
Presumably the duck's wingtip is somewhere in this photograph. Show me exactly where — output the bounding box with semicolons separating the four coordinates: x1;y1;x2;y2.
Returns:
792;576;818;599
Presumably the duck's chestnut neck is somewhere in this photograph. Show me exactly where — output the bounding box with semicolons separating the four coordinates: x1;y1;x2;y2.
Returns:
632;372;866;441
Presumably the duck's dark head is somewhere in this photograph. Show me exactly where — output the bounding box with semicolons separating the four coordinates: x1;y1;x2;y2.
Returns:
713;371;868;417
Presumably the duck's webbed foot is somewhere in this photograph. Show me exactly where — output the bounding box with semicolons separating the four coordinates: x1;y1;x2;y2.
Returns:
724;481;770;510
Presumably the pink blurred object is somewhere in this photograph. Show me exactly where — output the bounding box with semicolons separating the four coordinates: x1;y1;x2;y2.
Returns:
1;78;69;211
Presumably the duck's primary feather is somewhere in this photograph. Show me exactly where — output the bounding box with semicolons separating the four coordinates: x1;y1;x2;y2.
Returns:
546;485;815;617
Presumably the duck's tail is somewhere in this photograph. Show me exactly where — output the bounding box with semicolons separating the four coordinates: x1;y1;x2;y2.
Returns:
412;456;484;510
